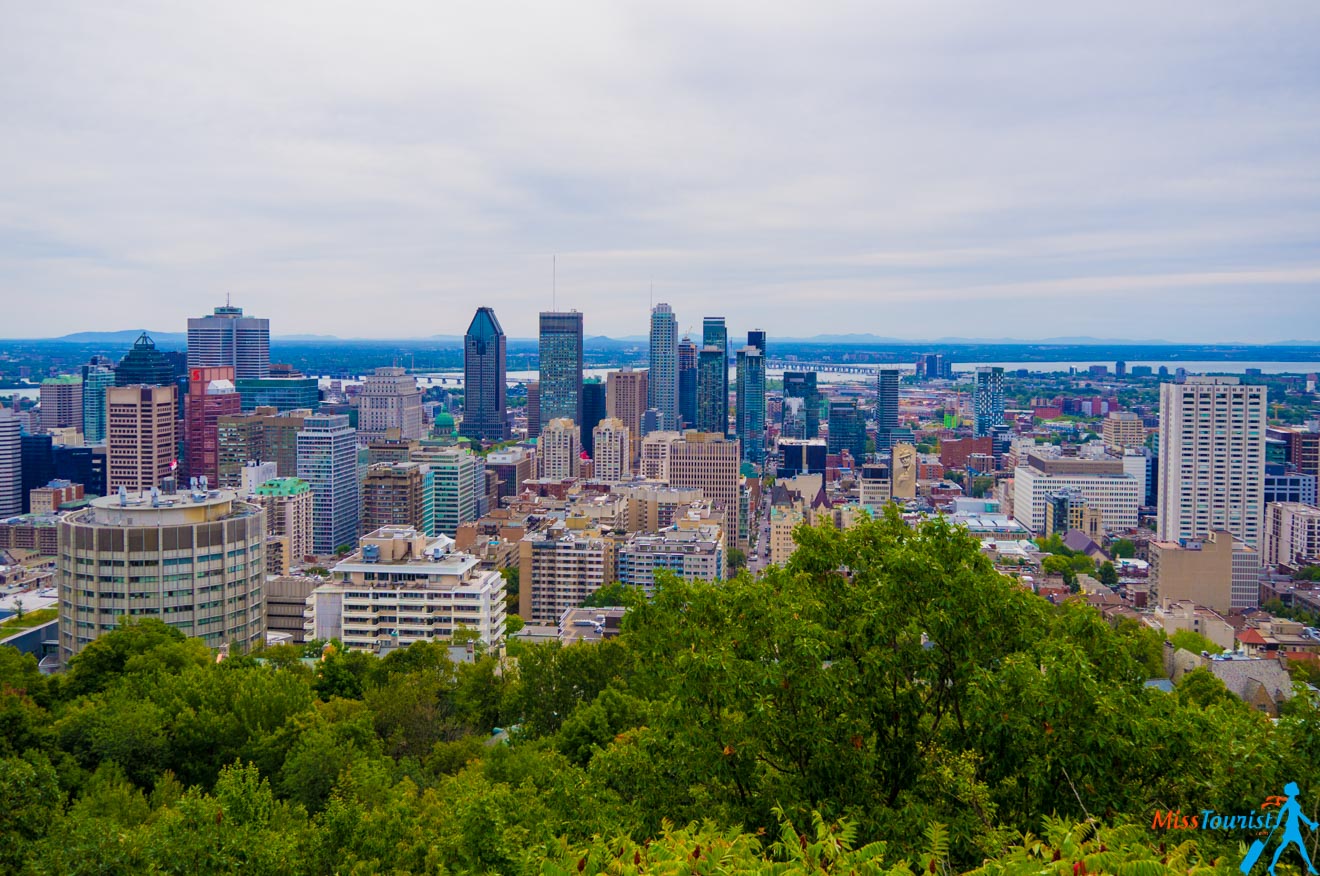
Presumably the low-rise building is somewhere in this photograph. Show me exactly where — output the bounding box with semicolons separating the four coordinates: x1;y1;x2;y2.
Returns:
1149;530;1260;613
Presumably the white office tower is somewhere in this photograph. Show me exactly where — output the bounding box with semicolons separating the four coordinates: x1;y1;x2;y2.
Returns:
297;414;360;555
1158;378;1266;547
540;418;581;480
358;366;425;441
647;303;679;430
592;418;631;483
0;408;20;516
187;304;271;380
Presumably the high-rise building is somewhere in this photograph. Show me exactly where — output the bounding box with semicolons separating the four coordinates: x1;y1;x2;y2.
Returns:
461;307;508;443
187;304;271;380
1149;530;1259;613
539;418;581;479
782;372;820;440
80;364;116;443
58;487;266;662
106;385;177;493
607;368;648;463
580;379;607;457
827;401;866;463
184;366;240;483
362;461;428;534
217;407;312;487
538;311;583;430
592;418;631;483
486;446;537;502
412;445;479;537
701;318;729;435
307;528;506;652
735;346;766;464
667;432;742;546
1012;451;1141;534
0;409;20;517
973;367;1005;438
1102;412;1147;452
525;381;540;440
677;337;698;429
358;367;425;442
1269;422;1320;481
778;439;828;477
40;376;83;433
297;414;360;555
233;377;319;413
1158;377;1266;547
519;522;616;624
647;303;679;430
746;329;766;356
251;477;314;564
875;367;899;450
1263;502;1320;568
115;333;177;387
21;435;56;514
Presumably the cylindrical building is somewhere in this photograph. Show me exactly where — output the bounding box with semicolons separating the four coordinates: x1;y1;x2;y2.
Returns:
58;486;266;663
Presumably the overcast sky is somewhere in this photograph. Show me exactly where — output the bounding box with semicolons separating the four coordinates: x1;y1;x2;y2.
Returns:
3;2;1319;342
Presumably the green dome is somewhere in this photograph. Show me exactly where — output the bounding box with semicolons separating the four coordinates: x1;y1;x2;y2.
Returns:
435;411;455;427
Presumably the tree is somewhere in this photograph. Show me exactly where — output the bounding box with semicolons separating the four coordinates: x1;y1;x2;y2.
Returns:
583;582;638;608
1175;667;1238;710
63;617;207;697
726;548;747;573
1169;629;1223;655
1041;554;1077;589
1097;560;1119;587
1110;538;1136;559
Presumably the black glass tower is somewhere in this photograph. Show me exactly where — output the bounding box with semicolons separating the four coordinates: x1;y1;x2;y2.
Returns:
115;333;177;387
461;307;508;442
538;311;584;430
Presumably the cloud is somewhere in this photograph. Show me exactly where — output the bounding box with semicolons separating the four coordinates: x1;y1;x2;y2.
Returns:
1;0;1318;342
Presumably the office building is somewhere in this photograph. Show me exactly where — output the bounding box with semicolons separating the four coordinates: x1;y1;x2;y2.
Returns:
827;401;866;463
875;367;899;450
20;434;56;514
251;477;314;564
539;418;581;480
525;381;540;440
1102;412;1147;452
783;371;820;440
617;525;725;595
1264;502;1320;568
307;527;506;652
667;431;742;546
678;338;698;428
358;367;425;442
40;375;83;433
580;379;607;457
461;307;508;442
639;431;680;481
1149;531;1260;613
296;414;359;555
184;366;240;483
607;368;648;463
233;376;319;413
0;409;20;517
486;446;536;501
413;445;479;537
217;407;312;487
592;418;631;483
538;311;584;430
859;463;892;507
646;303;679;430
1265;465;1317;506
238;460;279;495
1158;378;1266;547
362;462;429;535
29;480;83;515
735;346;766;464
778;439;827;477
973;367;1005;438
1012;451;1141;534
746;329;766;356
701;318;729;434
57;487;266;662
81;364;116;443
519;523;616;624
1269;422;1320;480
115;333;177;387
187;304;270;380
106;385;177;493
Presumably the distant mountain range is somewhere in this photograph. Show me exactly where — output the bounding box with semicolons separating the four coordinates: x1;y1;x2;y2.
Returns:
23;330;1320;347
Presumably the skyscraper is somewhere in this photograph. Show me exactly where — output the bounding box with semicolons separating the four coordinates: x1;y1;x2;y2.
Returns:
828;401;866;463
358;367;425;441
746;329;766;356
701;318;729;435
696;347;726;436
735;346;766;464
580;379;607;457
592;418;631;483
648;303;679;430
782;371;820;439
875;367;899;450
187;304;271;380
538;311;584;430
115;333;177;387
539;418;581;480
973;367;1005;438
81;361;116;443
607;368;648;463
106;385;178;492
667;431;744;548
184;366;241;483
1158;377;1266;547
40;375;83;433
461;307;508;443
0;409;20;517
297;414;360;555
677;337;698;429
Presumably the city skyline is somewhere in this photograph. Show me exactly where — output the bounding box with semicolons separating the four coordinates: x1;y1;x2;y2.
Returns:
3;4;1319;342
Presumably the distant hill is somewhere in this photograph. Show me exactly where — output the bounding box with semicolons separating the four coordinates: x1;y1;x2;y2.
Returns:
51;330;187;347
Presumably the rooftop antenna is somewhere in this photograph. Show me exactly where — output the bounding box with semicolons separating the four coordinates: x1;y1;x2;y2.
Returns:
553;255;557;311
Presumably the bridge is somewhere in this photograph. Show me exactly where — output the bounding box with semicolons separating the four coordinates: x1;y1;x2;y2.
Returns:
766;360;908;375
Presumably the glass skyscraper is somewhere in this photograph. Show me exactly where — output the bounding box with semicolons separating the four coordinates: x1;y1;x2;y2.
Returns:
828;401;866;463
735;345;765;464
782;371;820;440
875;367;899;450
115;333;177;387
538;311;583;431
677;337;697;429
973;366;1005;438
461;307;508;442
647;303;678;430
701;317;729;436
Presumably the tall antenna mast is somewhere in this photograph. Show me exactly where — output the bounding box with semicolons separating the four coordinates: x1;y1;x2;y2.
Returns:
553;255;557;311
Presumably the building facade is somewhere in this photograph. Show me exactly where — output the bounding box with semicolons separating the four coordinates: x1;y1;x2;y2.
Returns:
735;346;766;464
607;367;648;464
251;477;314;564
0;408;21;517
1263;502;1320;568
361;462;428;535
1012;452;1141;534
783;371;820;440
538;311;584;430
233;377;319;413
115;333;177;387
592;418;631;483
296;414;360;555
187;304;271;380
519;524;615;624
647;303;679;430
358;367;425;442
81;365;116;443
827;401;866;463
461;307;508;443
184;366;241;483
539;418;581;480
875;367;899;450
973;367;1005;438
106;385;177;493
40;375;83;433
617;525;725;595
